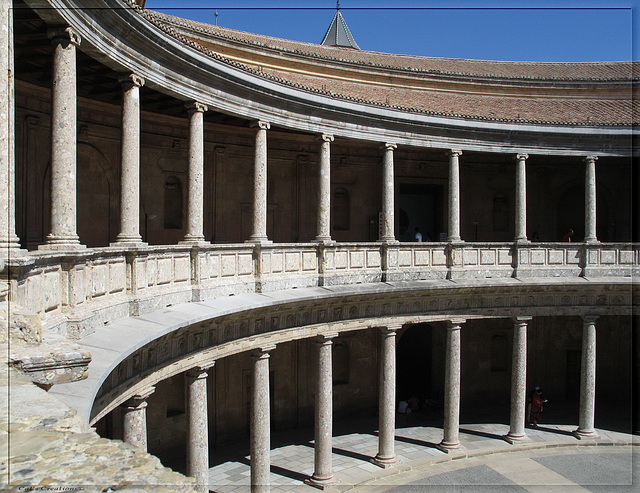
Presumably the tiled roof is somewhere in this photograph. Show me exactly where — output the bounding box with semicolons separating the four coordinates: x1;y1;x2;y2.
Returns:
136;5;638;127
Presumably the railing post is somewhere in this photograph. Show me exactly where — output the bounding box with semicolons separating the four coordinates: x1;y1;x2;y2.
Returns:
317;243;326;287
190;245;203;302
253;243;263;293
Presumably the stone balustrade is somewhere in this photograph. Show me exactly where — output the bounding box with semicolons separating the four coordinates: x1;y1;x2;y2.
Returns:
2;242;637;340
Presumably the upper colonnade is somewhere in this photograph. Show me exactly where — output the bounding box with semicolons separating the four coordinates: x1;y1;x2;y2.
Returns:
18;0;638;157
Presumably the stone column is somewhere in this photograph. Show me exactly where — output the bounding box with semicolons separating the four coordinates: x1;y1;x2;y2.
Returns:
307;334;338;488
248;121;270;243
114;73;145;245
122;387;155;451
251;345;275;493
0;0;21;255
438;319;464;452
380;143;397;242
584;156;598;243
315;134;334;243
515;153;528;243
447;150;462;242
505;316;531;443
187;365;211;493
575;316;599;439
372;326;398;467
43;27;83;250
182;102;208;244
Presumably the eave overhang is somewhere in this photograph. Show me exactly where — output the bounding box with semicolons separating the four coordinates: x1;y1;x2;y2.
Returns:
22;0;638;157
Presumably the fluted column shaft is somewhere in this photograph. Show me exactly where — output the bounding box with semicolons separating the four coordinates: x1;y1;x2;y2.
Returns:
576;317;599;438
115;73;144;244
584;156;598;243
373;326;397;467
380;143;397;242
506;317;531;443
447;150;462;242
187;366;210;493
44;28;82;249
515;153;528;243
0;0;20;253
122;387;154;451
251;346;275;493
183;102;208;243
309;334;337;486
315;134;333;242
249;121;270;243
439;320;464;451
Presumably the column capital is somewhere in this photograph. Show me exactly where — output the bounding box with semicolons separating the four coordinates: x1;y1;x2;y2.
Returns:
48;26;81;46
513;316;533;323
447;149;462;158
251;120;270;130
381;142;397;151
118;72;145;88
316;333;339;344
187;364;212;379
582;315;599;324
584;155;598;164
123;386;155;410
379;325;401;335
516;153;529;161
447;318;466;329
252;345;276;359
319;133;334;143
186;101;208;114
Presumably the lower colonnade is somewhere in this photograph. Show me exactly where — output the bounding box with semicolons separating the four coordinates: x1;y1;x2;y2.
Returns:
52;294;617;493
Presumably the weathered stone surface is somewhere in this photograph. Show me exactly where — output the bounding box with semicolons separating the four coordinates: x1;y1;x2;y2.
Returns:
0;361;196;491
0;302;41;344
9;341;91;386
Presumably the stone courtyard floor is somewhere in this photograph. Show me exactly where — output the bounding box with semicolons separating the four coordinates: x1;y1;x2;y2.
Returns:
205;422;637;493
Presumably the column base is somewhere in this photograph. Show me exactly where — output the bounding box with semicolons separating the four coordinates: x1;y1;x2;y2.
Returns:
40;236;85;251
503;433;530;445
179;237;210;246
436;441;463;454
514;237;529;244
313;236;334;245
110;239;147;248
0;235;24;255
573;429;599;440
377;238;399;245
246;237;272;245
370;455;397;469
304;475;337;490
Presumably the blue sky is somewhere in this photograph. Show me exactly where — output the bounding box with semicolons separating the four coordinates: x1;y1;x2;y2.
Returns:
144;1;636;62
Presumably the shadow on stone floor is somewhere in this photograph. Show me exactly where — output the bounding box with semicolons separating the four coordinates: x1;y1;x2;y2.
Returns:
156;399;633;476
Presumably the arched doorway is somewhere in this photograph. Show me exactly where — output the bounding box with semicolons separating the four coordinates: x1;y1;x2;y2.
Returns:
397;323;433;404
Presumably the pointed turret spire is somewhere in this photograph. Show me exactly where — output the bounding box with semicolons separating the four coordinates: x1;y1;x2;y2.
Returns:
321;2;360;49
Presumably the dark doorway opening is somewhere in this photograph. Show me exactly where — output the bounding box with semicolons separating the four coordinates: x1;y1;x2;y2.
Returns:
398;183;444;242
397;323;433;403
